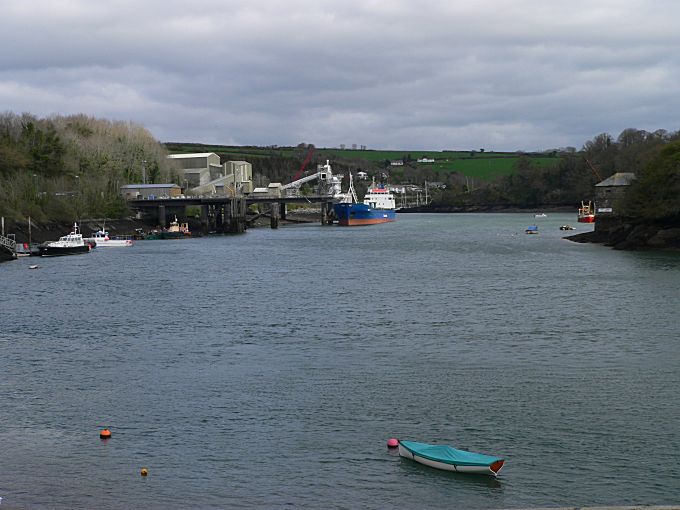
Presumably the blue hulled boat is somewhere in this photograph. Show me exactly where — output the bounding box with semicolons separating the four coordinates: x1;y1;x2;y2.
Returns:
398;440;505;476
333;174;396;226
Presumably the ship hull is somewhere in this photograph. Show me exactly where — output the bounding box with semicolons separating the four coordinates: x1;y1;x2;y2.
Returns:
39;245;91;257
160;231;190;239
333;203;396;226
84;238;133;247
577;215;595;223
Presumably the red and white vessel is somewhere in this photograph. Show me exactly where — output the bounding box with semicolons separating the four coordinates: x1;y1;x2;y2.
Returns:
85;229;133;247
577;201;596;223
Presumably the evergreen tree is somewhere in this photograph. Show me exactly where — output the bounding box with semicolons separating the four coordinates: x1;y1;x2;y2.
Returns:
623;141;680;221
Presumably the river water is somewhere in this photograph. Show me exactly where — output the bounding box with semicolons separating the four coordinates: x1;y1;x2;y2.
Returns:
1;213;679;509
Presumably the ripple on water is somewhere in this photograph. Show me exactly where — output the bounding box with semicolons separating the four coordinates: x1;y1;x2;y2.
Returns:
1;214;679;509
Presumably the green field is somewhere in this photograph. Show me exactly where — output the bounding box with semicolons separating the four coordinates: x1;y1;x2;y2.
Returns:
423;156;560;180
165;143;284;159
164;143;560;181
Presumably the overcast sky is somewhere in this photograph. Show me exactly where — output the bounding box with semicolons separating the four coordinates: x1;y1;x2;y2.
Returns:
2;0;679;151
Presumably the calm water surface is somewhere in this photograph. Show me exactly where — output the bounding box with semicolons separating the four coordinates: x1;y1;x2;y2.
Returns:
1;213;679;509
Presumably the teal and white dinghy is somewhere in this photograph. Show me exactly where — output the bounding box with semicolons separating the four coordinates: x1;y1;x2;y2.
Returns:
398;440;505;476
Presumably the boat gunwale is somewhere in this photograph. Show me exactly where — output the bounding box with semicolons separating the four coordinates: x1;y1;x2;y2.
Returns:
398;441;503;468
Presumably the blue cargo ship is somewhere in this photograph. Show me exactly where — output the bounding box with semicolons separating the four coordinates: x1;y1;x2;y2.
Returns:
333;174;396;226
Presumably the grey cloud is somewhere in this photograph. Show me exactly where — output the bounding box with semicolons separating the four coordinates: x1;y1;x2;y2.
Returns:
1;0;680;150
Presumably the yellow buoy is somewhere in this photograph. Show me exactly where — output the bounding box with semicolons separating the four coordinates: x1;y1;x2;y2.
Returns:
140;468;148;477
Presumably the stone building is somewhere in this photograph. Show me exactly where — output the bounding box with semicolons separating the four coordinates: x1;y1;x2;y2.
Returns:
595;172;636;216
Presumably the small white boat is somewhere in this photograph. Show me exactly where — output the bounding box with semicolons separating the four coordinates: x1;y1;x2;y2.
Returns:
534;213;547;218
398;440;505;476
84;229;133;247
29;264;39;269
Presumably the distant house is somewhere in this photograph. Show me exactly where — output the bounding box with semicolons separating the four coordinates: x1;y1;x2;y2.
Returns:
120;183;182;200
356;171;368;180
390;160;404;166
403;184;423;193
417;157;435;163
595;172;636;215
427;181;446;189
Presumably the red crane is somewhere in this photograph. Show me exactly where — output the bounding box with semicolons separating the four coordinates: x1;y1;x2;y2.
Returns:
291;146;315;182
585;158;603;182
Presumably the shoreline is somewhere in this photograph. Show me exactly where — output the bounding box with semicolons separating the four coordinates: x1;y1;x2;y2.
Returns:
397;205;577;214
1;212;319;246
565;216;680;252
4;210;680;257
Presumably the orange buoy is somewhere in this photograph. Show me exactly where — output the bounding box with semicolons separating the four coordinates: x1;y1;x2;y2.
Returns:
100;428;112;439
140;467;148;477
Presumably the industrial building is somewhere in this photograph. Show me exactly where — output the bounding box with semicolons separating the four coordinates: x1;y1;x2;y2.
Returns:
120;183;182;199
167;153;254;196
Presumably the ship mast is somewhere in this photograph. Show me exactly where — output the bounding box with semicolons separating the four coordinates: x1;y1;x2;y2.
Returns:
345;172;358;203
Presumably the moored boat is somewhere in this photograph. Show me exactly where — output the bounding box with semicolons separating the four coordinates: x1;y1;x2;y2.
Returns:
578;201;596;223
39;223;92;256
333;174;396;226
398;440;505;476
525;225;539;234
143;217;192;240
14;242;38;256
162;216;191;239
534;212;547;218
84;229;134;247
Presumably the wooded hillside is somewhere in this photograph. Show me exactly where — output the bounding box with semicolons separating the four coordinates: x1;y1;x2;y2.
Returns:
623;140;680;222
433;128;680;211
1;112;678;223
0;113;177;222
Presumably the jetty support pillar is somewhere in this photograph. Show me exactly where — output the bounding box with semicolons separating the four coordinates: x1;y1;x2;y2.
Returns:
158;205;166;227
279;202;286;221
321;202;333;225
215;205;224;230
270;203;279;229
200;205;209;234
226;198;246;234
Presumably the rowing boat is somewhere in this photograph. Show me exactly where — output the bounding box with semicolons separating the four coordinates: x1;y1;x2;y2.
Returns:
398;440;505;476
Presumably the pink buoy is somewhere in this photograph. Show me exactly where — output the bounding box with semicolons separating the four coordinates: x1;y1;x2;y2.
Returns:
387;438;399;448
